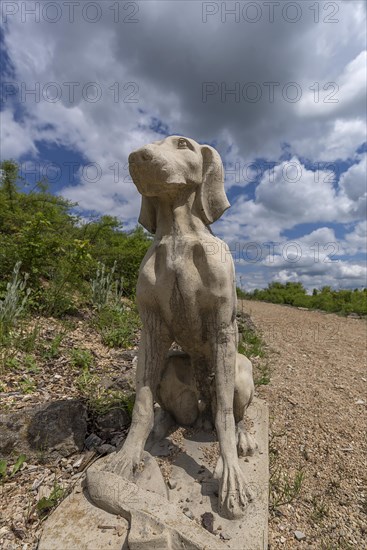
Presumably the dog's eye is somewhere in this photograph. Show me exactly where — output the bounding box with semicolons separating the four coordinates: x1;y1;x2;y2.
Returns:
177;138;188;149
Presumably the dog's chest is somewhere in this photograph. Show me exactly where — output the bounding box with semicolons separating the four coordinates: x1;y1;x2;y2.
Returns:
136;237;234;325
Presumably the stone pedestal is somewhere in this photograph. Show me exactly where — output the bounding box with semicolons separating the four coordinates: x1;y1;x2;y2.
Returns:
38;398;268;550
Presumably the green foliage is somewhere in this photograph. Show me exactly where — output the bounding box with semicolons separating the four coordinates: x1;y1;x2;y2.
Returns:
94;304;140;348
0;453;27;481
37;482;65;515
0;161;151;318
70;347;93;370
270;466;304;511
41;333;64;360
0;262;30;343
76;368;135;419
240;282;367;315
238;317;269;386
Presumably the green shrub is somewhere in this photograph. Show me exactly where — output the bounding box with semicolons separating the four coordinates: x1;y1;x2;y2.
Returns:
95;304;140;348
0;262;30;343
70;347;93;371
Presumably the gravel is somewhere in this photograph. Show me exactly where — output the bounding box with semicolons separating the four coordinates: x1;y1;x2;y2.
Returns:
240;300;367;549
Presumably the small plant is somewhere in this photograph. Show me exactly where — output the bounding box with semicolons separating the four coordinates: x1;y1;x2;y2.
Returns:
4;356;20;371
95;304;140;349
91;261;117;310
255;361;271;386
0;262;30;342
238;316;269;385
24;355;40;373
17;323;40;353
18;377;36;394
42;333;64;360
311;496;329;523
0;453;27;482
37;482;66;515
70;347;93;371
76;370;135;419
270;468;304;511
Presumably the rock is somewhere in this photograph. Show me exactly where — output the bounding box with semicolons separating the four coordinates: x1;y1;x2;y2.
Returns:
0;399;87;460
184;510;194;519
220;532;231;541
132;355;138;366
96;444;116;455
167;478;177;490
95;408;130;438
120;351;137;360
85;434;102;450
355;399;365;405
294;530;306;541
201;511;214;533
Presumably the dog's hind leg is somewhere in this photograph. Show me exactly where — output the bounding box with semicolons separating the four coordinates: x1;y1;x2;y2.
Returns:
157;351;199;426
234;353;258;457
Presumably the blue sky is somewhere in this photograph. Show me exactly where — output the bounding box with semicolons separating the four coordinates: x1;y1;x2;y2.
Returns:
1;0;366;291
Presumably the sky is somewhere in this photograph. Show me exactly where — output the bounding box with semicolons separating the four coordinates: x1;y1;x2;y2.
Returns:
1;0;366;291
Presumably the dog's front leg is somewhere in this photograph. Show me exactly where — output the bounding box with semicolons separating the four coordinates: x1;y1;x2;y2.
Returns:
214;324;253;519
104;320;172;478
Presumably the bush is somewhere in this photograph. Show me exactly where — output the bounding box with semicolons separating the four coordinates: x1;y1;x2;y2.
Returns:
240;282;367;316
0;161;152;315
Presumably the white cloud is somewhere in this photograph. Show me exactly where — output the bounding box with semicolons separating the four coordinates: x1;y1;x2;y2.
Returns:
0;109;38;159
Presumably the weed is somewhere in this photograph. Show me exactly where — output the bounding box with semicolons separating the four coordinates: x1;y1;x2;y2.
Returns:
18;377;36;394
270;468;304;511
70;347;93;371
42;333;64;360
0;453;27;482
0;262;30;342
24;355;40;374
94;304;140;349
4;356;20;371
311;496;329;523
17;323;40;353
37;482;66;515
238;315;269;385
76;370;134;419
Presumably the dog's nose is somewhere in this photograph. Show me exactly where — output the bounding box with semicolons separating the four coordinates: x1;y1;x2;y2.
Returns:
129;149;153;164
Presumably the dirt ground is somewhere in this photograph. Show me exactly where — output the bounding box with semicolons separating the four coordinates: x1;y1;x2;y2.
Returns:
0;301;366;549
239;300;367;549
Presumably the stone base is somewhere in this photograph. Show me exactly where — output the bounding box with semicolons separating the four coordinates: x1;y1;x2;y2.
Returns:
38;398;268;550
151;397;268;549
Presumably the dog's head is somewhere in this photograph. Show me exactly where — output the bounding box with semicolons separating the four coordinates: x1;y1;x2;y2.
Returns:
128;135;230;233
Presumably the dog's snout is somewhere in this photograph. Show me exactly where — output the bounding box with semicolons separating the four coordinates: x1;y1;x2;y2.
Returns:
129;148;153;165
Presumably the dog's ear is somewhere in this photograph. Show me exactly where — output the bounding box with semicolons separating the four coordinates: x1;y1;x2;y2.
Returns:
138;196;157;234
195;145;230;225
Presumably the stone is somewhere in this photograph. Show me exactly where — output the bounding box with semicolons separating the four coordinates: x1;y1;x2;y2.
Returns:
95;408;130;438
294;530;306;541
85;433;102;450
201;512;214;533
96;444;116;455
149;397;269;549
167;478;177;490
0;399;87;460
39;136;269;549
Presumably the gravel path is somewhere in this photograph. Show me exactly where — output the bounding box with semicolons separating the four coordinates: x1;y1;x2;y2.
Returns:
239;300;367;550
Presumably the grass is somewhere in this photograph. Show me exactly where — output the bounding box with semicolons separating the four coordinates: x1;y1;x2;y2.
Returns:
94;303;140;349
69;347;93;370
237;313;270;386
310;496;329;524
270;467;304;511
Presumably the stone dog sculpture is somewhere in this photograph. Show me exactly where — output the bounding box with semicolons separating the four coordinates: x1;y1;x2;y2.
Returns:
88;136;256;520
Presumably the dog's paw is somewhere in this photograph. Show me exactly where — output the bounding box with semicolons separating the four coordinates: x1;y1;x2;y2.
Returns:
218;462;253;519
237;429;258;457
103;449;141;479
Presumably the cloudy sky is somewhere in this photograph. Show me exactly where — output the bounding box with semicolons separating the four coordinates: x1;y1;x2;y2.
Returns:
1;0;366;291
